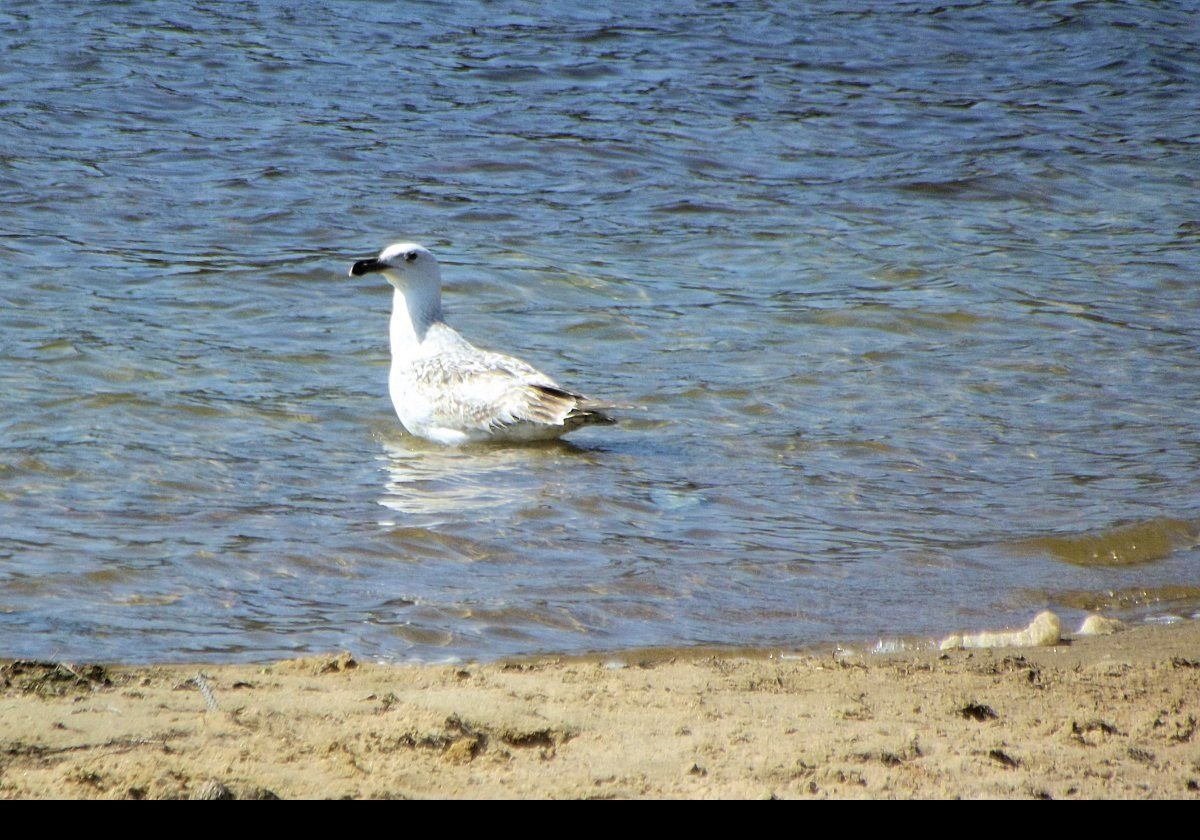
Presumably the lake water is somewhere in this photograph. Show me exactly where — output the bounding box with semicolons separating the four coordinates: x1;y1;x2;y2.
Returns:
3;1;1199;663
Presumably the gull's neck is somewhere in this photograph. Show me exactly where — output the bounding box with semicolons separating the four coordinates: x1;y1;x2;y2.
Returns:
389;283;445;356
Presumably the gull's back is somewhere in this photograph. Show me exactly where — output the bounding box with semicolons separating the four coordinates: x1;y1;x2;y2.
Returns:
389;323;614;445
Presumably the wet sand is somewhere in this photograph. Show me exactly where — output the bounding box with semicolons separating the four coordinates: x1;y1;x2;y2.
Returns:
2;619;1198;799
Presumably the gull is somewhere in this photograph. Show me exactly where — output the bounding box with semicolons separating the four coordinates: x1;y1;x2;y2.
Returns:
349;242;622;445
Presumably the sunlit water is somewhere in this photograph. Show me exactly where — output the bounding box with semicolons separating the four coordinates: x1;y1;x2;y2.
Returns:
2;2;1199;663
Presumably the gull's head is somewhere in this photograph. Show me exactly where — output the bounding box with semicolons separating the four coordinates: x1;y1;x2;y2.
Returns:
349;242;441;291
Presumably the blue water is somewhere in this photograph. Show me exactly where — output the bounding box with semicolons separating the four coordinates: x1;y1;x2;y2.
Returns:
2;1;1199;663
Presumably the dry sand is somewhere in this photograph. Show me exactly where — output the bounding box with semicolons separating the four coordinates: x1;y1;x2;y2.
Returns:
3;619;1199;799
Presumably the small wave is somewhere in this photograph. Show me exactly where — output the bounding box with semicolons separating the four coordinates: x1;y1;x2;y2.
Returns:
1012;517;1196;567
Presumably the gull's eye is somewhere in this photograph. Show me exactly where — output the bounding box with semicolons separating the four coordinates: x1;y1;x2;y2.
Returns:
405;250;418;262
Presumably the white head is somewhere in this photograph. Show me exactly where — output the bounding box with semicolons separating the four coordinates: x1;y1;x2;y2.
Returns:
350;242;446;333
349;242;441;292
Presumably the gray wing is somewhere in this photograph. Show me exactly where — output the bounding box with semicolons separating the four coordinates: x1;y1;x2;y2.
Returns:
409;351;614;433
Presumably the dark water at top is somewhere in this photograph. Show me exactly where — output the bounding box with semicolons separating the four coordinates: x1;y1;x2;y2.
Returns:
2;1;1199;662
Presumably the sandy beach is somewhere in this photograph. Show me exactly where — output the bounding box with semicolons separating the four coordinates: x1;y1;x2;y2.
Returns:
2;619;1198;799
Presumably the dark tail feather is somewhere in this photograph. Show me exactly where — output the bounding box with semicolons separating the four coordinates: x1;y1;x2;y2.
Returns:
530;385;635;427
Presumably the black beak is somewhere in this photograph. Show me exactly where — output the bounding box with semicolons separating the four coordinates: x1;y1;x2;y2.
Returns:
349;258;385;277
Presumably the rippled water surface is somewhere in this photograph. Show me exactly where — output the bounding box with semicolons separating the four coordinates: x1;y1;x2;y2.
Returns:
3;1;1199;662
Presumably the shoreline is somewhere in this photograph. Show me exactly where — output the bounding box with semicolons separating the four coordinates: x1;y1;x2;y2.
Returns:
3;618;1199;799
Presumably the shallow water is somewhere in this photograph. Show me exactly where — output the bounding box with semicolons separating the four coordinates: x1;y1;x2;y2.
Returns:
2;1;1199;662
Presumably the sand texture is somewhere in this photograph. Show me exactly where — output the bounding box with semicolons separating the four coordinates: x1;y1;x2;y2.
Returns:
3;621;1199;799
